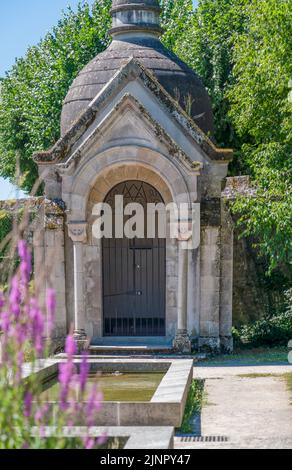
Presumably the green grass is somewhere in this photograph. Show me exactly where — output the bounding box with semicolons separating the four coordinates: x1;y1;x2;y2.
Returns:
284;372;292;395
178;379;205;434
238;373;279;378
200;347;289;367
236;372;292;401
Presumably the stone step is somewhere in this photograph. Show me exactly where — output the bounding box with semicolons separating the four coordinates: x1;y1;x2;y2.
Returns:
90;336;174;355
89;345;173;356
90;336;173;347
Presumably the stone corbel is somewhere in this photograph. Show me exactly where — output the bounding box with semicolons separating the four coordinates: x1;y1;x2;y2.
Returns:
177;220;193;242
191;161;203;176
67;222;88;244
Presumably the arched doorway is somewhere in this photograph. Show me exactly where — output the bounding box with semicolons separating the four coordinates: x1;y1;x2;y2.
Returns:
102;180;166;337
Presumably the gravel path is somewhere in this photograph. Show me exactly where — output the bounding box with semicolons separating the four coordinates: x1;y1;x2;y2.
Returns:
175;364;292;449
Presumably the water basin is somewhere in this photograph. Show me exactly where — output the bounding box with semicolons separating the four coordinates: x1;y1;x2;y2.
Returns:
41;372;164;402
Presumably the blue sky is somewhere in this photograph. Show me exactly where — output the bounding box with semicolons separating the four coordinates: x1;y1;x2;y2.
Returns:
0;0;198;199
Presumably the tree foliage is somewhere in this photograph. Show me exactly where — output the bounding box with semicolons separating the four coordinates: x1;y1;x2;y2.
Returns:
170;0;250;148
0;0;190;192
0;0;112;191
227;0;292;272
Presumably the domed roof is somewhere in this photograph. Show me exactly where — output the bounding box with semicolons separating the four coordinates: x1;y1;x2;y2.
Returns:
112;0;161;9
61;1;214;137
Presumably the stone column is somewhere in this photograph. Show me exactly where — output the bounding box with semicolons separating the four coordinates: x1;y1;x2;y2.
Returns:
173;217;192;354
68;222;88;351
33;199;67;353
199;226;221;353
220;203;234;352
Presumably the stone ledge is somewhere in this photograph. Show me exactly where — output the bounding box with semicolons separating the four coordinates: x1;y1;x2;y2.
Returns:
32;426;174;449
23;358;193;427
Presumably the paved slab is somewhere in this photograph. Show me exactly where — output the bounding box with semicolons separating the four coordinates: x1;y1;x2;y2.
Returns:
194;363;292;379
33;426;174;449
175;364;292;449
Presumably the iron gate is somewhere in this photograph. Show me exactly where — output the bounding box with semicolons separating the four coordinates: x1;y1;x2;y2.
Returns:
102;181;166;336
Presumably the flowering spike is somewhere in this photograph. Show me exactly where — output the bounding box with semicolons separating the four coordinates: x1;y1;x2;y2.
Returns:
65;335;77;357
46;289;56;336
24;392;33;418
79;352;90;393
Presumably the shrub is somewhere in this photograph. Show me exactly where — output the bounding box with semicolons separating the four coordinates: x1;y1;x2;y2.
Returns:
233;291;292;348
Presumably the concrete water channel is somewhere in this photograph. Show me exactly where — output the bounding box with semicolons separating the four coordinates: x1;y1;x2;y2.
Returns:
22;357;193;448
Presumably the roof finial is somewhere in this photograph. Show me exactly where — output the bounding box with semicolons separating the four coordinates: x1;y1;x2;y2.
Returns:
110;0;162;38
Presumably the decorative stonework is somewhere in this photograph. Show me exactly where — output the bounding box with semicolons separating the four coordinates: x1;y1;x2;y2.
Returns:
173;330;192;354
67;222;87;243
198;336;220;354
0;197;44;213
220;336;234;353
73;330;89;353
177;221;193;242
44;198;65;231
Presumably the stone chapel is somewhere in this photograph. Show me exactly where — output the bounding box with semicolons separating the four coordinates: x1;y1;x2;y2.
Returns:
33;0;234;353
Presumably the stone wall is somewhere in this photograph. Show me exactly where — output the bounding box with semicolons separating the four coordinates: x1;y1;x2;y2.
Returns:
232;232;288;326
223;176;288;326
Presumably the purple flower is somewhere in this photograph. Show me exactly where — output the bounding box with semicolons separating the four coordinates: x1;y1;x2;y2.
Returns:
0;240;104;446
18;240;32;284
46;289;56;336
65;335;76;357
83;434;107;449
59;361;75;410
79;353;89;393
0;311;11;334
0;291;4;309
34;403;50;424
24;392;33;418
85;384;103;427
29;298;45;356
15;323;27;347
9;276;21;319
97;434;107;446
18;240;28;259
59;362;74;387
15;350;25;382
84;437;95;450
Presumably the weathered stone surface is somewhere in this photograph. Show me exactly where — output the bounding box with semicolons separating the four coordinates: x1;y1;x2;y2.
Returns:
28;3;237;354
34;60;232;165
232;231;273;326
173;331;192;354
201;198;221;227
61;8;215;137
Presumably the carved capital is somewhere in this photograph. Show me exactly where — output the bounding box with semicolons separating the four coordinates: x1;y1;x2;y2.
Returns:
73;330;89;354
177;221;193;242
68;222;87;243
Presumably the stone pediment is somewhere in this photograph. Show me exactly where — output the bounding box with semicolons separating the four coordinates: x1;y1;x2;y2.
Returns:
33;58;233;167
98;102;155;146
56;93;200;174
